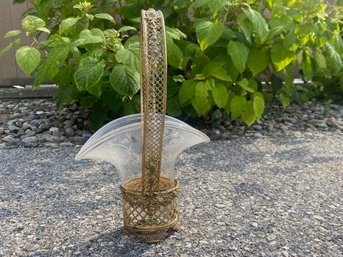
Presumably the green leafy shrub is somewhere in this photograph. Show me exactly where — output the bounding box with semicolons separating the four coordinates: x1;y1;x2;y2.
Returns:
1;0;343;127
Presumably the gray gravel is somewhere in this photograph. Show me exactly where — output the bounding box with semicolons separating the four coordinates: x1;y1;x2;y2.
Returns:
1;98;343;148
1;132;342;256
0;99;92;149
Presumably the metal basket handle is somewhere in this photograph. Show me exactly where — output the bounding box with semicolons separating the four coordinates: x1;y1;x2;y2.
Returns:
140;9;168;194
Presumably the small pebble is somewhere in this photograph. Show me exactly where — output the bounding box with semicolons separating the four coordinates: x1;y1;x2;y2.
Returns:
2;135;16;143
22;136;38;147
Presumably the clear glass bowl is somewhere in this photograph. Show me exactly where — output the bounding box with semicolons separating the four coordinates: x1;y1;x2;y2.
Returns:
76;114;209;183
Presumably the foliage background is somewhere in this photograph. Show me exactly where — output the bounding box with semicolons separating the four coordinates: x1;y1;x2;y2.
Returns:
1;0;343;128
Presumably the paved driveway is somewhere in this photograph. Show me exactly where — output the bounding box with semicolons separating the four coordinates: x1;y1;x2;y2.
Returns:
0;132;342;256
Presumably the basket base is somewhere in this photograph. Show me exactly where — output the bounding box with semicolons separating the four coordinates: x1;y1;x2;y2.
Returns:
123;219;179;243
120;177;179;243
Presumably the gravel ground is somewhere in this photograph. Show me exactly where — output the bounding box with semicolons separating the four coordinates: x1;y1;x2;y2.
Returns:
0;132;342;257
1;98;343;148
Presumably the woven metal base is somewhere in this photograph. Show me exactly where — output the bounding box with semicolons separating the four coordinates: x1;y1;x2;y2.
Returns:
120;177;179;243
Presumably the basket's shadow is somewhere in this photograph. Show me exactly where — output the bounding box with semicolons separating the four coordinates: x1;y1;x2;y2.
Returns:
37;227;176;256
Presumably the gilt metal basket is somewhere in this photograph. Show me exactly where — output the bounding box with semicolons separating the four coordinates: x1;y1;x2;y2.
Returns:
120;9;179;243
76;8;209;244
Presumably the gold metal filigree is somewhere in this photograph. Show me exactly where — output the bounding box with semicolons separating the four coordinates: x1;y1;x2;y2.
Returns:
121;9;179;243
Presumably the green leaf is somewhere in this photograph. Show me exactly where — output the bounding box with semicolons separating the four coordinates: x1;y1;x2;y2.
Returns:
90;102;108;130
15;46;41;75
33;42;69;88
297;23;313;36
225;58;240;81
194;74;206;80
298;23;313;46
315;50;326;70
178;80;197;106
267;26;285;40
248;79;258;92
36;27;50;34
0;44;13;59
280;92;291;107
73;29;105;46
54;82;78;108
333;32;343;55
284;31;297;50
35;43;71;86
166;35;183;69
175;0;189;8
167;96;182;116
166;27;186;40
4;30;21;38
230;95;246;120
79;29;94;38
271;74;283;93
116;47;140;72
104;28;119;37
207;0;227;16
124;35;140;47
118;26;137;33
196;20;224;51
284;66;294;92
191;80;213;116
74;36;104;46
247;48;269;76
324;43;343;75
33;64;51;89
203;61;232;81
239;18;253;44
238;78;258;93
271;42;295;72
173;75;185;83
224;91;234;112
227;41;249;73
253;92;264;120
87;81;102;98
207;78;216;88
191;0;208;8
100;89;122;112
265;0;273;9
110;64;140;96
53;63;74;85
47;44;70;66
302;49;312;80
90;28;105;39
192;0;227;16
191;54;210;74
212;83;228;109
222;28;236;40
86;14;94;20
59;17;79;35
10;39;21;47
269;16;292;30
243;7;269;44
123;99;137;115
22;15;46;33
94;13;115;23
238;78;253;93
242;100;256;126
74;57;105;91
168;78;181;100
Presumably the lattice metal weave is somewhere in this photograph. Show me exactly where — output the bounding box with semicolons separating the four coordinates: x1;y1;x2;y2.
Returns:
121;9;179;243
121;177;178;243
140;9;168;193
